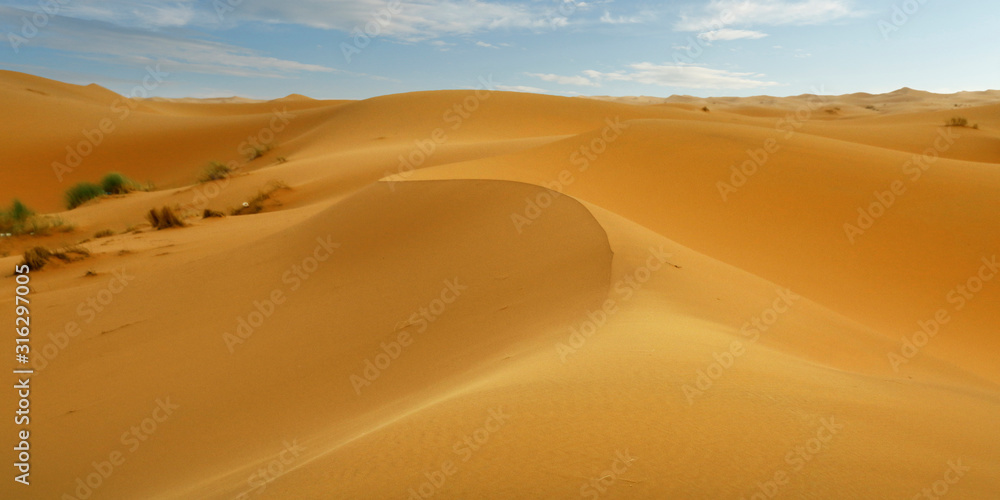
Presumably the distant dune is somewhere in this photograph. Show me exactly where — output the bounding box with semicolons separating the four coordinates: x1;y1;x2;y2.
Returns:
1;71;998;499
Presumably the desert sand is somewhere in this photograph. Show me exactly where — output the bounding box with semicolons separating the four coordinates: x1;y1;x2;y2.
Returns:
1;70;998;499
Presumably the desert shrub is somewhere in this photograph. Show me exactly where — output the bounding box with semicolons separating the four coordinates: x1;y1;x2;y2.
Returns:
200;161;232;182
947;117;968;127
230;181;289;216
0;200;74;236
9;199;33;223
100;172;136;194
65;182;104;209
20;247;51;270
202;209;225;218
19;245;89;270
0;199;34;234
865;105;877;111
246;144;270;161
94;229;115;238
701;106;709;112
146;206;185;230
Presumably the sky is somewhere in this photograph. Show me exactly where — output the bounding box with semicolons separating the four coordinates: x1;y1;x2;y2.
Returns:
0;0;997;100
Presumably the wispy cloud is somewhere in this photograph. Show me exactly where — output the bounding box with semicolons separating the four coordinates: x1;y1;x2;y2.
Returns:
529;63;781;89
526;73;600;87
227;0;572;41
698;29;768;41
676;0;865;32
0;7;335;78
599;10;647;25
495;84;548;93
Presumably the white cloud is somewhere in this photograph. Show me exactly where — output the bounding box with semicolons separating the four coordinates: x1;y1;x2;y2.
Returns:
698;29;768;41
676;0;864;32
228;0;572;41
599;11;645;24
526;73;600;87
529;63;780;89
495;85;548;93
476;41;498;48
0;8;336;79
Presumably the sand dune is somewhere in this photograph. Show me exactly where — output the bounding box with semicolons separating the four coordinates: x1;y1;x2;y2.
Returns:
1;73;998;499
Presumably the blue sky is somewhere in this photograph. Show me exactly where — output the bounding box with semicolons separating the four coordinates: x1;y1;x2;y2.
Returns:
1;0;997;99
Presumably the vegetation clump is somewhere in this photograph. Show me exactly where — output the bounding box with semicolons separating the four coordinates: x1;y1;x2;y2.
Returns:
200;161;233;182
19;245;90;270
146;206;186;230
230;181;289;216
65;182;105;209
0;199;72;236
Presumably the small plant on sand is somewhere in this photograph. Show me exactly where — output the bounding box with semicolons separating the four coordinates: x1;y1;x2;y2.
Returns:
94;229;115;238
0;200;73;236
19;245;90;271
230;181;289;216
245;144;271;161
865;105;878;111
947;117;968;127
200;161;233;182
65;182;105;209
202;209;225;219
146;206;186;230
100;172;138;194
701;106;710;112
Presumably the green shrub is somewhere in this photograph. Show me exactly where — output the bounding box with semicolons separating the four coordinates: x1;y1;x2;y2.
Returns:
200;161;232;182
100;172;136;194
947;117;968;127
9;199;33;223
65;182;104;209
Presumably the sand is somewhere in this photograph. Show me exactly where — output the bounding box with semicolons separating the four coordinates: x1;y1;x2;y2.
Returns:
1;71;998;499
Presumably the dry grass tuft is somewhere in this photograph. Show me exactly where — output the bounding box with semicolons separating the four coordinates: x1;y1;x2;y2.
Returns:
19;245;90;270
146;206;186;230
